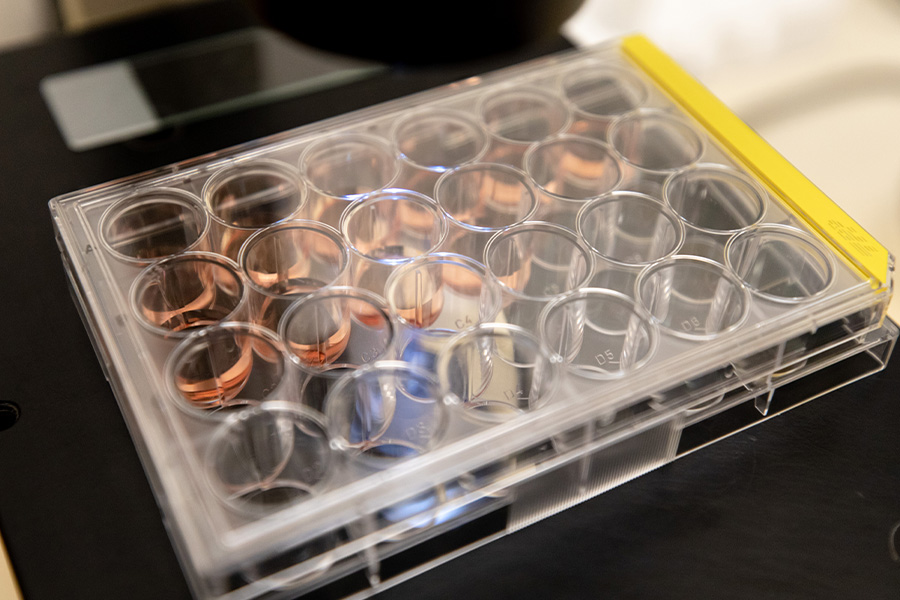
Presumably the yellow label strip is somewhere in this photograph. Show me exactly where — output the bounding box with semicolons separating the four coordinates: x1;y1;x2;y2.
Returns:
621;34;891;287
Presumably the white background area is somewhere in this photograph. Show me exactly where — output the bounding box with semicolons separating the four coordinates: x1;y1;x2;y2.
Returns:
0;0;55;50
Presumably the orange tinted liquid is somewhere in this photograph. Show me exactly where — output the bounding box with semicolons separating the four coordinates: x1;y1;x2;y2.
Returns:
352;304;391;329
162;308;234;333
287;317;351;367
394;276;444;328
255;277;327;331
174;342;254;408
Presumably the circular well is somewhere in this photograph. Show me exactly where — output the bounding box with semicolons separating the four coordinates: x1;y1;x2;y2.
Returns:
561;65;649;119
392;109;488;172
131;252;246;339
539;288;657;379
664;164;767;234
726;224;835;303
202;159;306;230
166;322;286;416
577;191;684;266
206;402;333;515
609;109;703;173
299;133;399;199
524;134;622;202
480;88;570;144
99;188;208;265
636;256;750;341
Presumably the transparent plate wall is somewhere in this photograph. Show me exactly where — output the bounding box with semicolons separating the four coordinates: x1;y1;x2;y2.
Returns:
51;37;895;600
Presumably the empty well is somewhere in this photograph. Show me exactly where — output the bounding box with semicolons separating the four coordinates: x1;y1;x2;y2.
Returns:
561;65;649;120
480;88;570;144
438;323;559;424
393;109;488;172
636;256;750;341
540;288;657;379
202;159;306;229
726;225;835;302
99;188;208;265
609;109;703;173
325;361;446;469
577;191;684;266
664;164;767;234
206;403;333;515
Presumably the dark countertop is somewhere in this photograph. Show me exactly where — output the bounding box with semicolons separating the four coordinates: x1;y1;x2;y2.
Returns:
0;2;898;599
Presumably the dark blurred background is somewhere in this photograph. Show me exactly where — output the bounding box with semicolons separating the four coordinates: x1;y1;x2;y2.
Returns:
1;0;584;62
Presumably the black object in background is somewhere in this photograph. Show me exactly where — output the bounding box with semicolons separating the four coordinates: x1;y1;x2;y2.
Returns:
245;0;586;63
